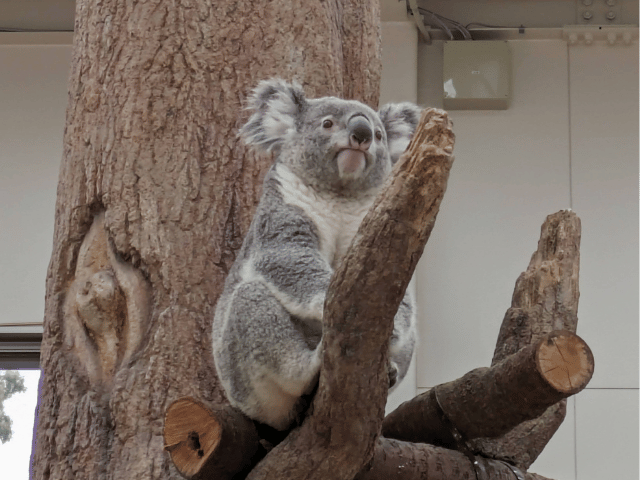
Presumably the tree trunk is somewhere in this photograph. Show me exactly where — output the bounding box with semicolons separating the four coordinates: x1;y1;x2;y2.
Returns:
32;1;381;479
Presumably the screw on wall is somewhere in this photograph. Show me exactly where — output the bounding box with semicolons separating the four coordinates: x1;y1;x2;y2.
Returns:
577;0;621;24
563;25;637;46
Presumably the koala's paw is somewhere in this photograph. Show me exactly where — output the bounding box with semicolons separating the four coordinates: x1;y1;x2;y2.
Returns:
387;361;398;389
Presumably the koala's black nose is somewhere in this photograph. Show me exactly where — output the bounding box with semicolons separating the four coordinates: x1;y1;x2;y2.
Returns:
348;116;372;149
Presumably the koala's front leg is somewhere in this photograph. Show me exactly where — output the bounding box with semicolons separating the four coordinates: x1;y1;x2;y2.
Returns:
253;246;333;323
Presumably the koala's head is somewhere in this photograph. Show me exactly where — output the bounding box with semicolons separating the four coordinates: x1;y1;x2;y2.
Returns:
240;78;422;196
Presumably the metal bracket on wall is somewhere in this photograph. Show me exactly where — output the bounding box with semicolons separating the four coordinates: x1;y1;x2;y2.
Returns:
407;0;431;44
563;24;638;46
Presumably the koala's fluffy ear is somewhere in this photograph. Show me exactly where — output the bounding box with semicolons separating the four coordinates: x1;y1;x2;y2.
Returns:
240;78;307;154
379;103;422;164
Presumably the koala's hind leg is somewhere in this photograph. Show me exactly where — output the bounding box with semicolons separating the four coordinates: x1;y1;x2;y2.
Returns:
388;291;416;391
221;281;322;429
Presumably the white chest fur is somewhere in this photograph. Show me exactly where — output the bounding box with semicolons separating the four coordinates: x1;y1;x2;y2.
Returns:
275;165;375;269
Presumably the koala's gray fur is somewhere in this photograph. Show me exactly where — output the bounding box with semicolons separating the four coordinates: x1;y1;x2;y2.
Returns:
212;79;422;431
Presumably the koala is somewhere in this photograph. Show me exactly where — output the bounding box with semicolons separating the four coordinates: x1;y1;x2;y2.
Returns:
212;78;422;431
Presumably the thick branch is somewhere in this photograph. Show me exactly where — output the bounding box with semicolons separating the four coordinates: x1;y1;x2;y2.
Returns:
356;438;553;480
382;330;593;446
164;329;591;479
470;210;582;469
245;109;455;480
164;398;561;480
494;210;582;362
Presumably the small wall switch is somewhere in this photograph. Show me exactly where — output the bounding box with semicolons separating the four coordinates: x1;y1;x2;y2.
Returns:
443;41;511;110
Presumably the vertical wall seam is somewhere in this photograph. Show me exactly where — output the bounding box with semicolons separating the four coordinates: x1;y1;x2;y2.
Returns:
567;42;577;480
573;396;579;480
567;42;574;210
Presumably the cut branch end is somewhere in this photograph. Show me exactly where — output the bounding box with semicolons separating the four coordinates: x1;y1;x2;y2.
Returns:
164;398;264;480
164;398;223;477
537;330;594;395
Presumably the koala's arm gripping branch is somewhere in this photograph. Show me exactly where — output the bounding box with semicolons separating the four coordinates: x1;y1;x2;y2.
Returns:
253;247;333;321
245;109;455;480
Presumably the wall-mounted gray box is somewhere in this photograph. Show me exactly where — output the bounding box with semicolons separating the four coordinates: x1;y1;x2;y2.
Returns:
443;41;511;110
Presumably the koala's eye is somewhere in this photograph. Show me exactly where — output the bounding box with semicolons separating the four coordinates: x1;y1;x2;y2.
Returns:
375;130;383;141
322;119;333;129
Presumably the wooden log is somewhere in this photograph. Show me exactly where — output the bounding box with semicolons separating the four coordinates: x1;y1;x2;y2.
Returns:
354;438;555;480
382;330;593;446
493;211;581;360
163;397;263;480
164;398;561;480
162;331;590;479
469;210;582;470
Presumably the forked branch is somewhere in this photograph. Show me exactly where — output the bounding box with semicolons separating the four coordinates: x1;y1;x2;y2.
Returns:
164;113;588;480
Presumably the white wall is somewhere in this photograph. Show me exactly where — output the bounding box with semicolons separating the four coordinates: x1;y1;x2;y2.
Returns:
379;19;420;415
568;40;639;480
415;33;638;480
0;33;72;327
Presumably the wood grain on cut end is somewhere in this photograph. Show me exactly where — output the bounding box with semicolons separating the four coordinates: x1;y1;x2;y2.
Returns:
537;331;594;395
164;398;264;480
164;397;222;477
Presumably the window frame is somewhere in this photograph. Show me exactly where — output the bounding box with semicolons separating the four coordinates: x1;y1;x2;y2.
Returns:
0;325;42;369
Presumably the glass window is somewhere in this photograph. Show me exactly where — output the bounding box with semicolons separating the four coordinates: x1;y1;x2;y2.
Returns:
0;326;42;480
0;369;40;480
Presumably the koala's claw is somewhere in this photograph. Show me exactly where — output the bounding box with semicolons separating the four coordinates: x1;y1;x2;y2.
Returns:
388;362;398;389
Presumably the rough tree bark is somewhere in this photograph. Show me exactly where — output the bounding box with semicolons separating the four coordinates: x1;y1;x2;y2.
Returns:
32;1;381;479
